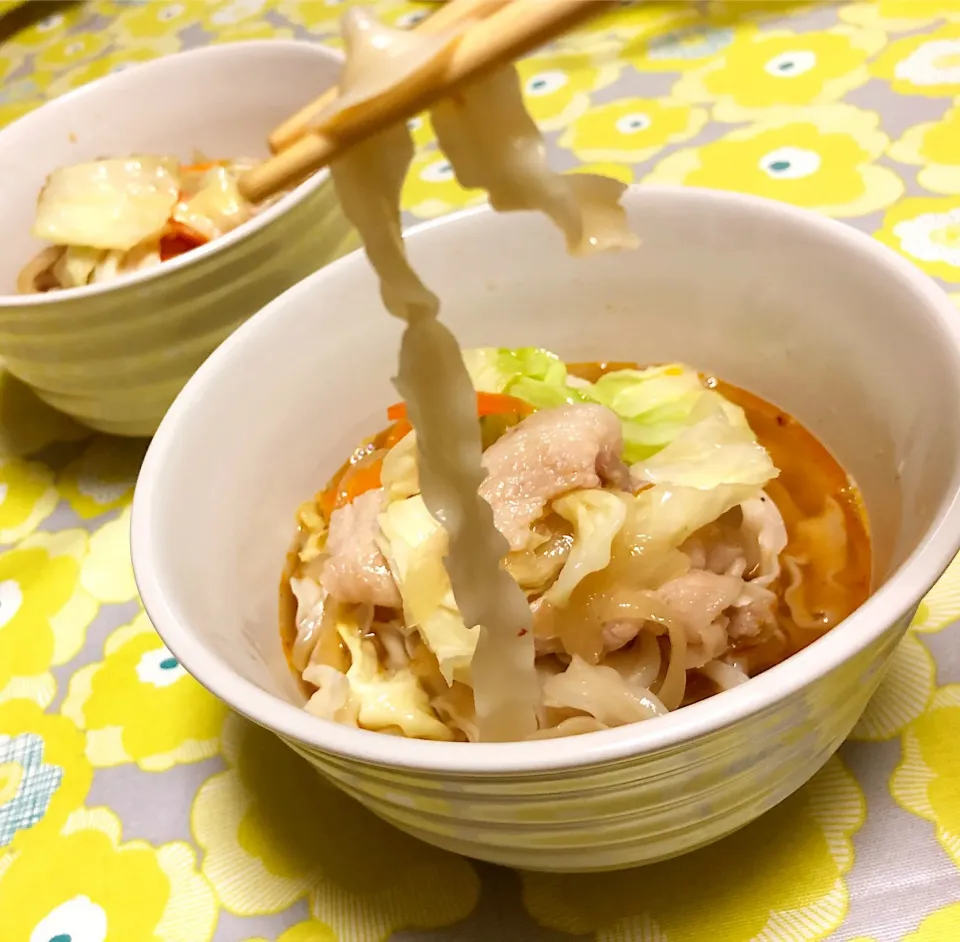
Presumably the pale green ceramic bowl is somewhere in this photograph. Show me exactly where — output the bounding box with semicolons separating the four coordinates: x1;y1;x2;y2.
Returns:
132;187;960;871
0;40;356;436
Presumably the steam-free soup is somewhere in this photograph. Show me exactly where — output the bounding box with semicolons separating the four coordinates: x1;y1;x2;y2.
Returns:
280;353;870;742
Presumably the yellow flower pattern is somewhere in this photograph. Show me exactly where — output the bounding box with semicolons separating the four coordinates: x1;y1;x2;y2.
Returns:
46;38;183;98
0;700;92;857
0;807;217;942
891;686;960;868
559;97;708;164
904;904;960;940
889;100;960;195
841;0;960;34
671;27;886;122
875;196;960;284
62;610;227;771
32;32;110;72
401;148;486;219
849;630;936;742
872;23;960;98
81;507;138;604
516;51;621;131
57;437;145;520
191;712;479;932
247;921;338;942
1;1;960;939
0;456;59;544
0;531;97;710
522;757;864;942
646;105;904;218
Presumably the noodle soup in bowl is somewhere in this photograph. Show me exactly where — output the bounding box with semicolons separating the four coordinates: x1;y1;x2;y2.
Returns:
132;186;960;872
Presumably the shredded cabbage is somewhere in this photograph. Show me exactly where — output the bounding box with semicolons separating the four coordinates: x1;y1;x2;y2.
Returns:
52;246;107;288
303;663;354;723
33;157;180;251
289;576;326;671
544;489;627;607
334;604;453;740
740;493;788;587
542;655;666;726
377;495;479;684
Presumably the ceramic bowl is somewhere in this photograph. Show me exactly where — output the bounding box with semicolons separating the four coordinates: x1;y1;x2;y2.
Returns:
132;186;960;871
0;40;356;437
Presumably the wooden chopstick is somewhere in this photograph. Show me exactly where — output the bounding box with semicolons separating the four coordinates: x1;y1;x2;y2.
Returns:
239;0;615;204
268;0;511;154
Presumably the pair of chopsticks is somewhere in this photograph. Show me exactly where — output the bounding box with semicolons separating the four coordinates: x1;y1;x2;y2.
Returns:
238;0;615;204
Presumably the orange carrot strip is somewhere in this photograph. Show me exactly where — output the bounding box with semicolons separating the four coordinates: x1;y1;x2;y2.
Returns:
386;391;532;422
180;160;220;174
383;418;412;447
333;456;383;511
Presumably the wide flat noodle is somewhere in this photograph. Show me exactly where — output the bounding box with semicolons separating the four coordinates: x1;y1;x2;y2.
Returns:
431;67;639;255
396;318;538;740
328;15;539;741
330;125;439;321
316;8;460;132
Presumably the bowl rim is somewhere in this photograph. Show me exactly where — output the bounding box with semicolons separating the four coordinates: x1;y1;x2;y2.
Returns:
132;185;960;775
0;39;343;309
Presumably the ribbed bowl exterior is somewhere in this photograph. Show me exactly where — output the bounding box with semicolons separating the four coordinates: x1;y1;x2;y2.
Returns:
281;614;907;872
0;181;356;436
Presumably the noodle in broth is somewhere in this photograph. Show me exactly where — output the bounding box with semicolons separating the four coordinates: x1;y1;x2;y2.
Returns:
278;10;870;743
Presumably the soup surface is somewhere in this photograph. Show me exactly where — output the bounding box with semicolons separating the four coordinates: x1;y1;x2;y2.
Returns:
280;352;870;742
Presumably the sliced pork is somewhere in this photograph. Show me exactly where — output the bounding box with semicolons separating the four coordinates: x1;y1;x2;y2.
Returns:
320;488;401;608
479;403;631;551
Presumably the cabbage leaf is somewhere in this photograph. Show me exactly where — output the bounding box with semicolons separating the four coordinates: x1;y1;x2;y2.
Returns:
34;157;180;251
333;604;453;740
544;489;627;607
377;495;479;684
631;390;777;490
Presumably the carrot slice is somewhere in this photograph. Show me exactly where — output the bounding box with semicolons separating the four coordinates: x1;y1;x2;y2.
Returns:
383;418;412;448
333;456;384;511
386;391;532;422
180;160;220;175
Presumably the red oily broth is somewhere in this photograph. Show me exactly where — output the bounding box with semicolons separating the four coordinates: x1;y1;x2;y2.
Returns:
280;362;871;681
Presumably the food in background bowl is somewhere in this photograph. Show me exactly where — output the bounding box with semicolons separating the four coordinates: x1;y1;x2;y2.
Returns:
0;40;352;437
283;350;871;742
18;155;290;293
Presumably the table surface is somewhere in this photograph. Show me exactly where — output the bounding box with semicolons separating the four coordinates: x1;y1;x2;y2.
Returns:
3;2;960;941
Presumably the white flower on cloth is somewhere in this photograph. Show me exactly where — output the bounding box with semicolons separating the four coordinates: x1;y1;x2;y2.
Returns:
758;146;822;180
208;0;269;26
893;208;960;267
28;894;107;942
873;24;960;97
877;196;960;283
763;49;819;77
134;647;187;689
894;38;960;87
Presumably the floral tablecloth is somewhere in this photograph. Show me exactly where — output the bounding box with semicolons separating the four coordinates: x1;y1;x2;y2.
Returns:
3;1;960;940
